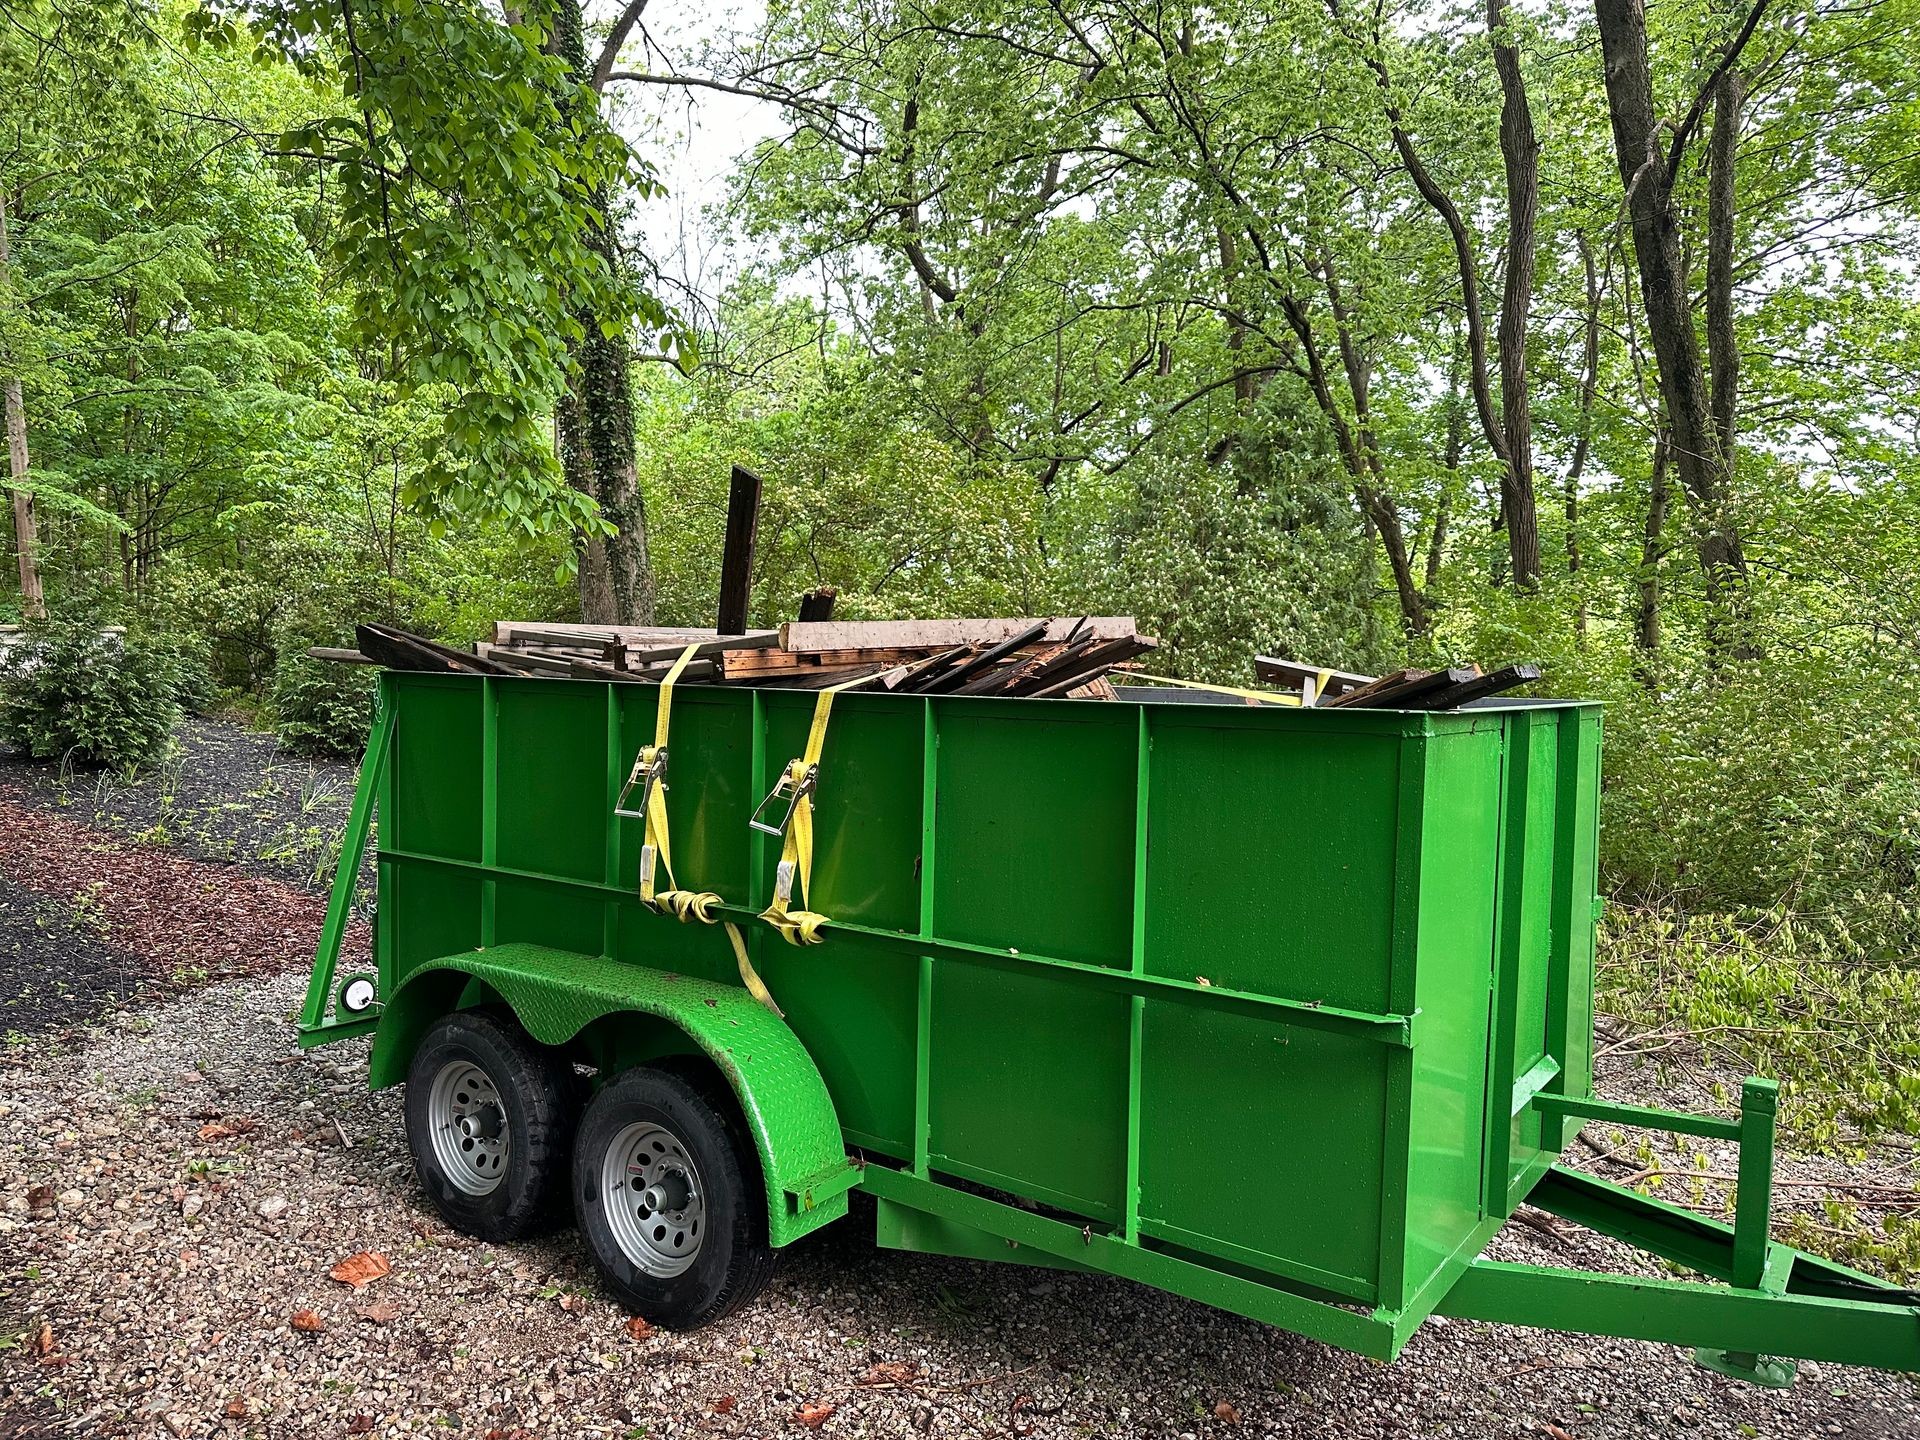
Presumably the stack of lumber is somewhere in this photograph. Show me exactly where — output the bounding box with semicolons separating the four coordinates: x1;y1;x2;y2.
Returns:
335;617;1158;699
1254;655;1542;710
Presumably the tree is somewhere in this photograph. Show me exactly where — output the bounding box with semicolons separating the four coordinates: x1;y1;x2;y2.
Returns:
1593;0;1767;646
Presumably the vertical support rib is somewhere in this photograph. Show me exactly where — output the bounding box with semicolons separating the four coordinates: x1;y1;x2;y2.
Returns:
603;683;623;957
914;699;939;1179
1124;706;1152;1241
480;676;498;947
1733;1078;1779;1291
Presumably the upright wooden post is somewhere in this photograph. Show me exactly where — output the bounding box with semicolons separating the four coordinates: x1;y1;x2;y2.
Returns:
717;464;762;635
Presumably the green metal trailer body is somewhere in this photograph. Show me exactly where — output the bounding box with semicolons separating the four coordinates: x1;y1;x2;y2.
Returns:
303;672;1920;1378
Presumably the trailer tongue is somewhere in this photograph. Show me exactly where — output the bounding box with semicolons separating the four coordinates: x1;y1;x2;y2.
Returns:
302;670;1919;1381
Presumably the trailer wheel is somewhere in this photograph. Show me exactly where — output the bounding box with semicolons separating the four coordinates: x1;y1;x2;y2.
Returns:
404;1010;578;1241
573;1067;776;1328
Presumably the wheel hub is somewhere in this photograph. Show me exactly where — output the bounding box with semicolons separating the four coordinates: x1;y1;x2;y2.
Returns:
603;1121;706;1278
426;1060;512;1197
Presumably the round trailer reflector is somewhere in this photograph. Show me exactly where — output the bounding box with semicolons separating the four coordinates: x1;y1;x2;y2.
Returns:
338;973;378;1015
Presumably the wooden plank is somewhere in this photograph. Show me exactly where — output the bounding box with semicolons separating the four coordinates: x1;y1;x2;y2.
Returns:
1320;667;1424;709
889;645;973;693
920;621;1051;694
778;616;1138;654
797;586;837;622
1408;663;1542;711
623;632;780;666
1327;666;1480;710
1253;656;1376;702
494;622;723;648
306;646;377;666
356;623;507;676
717;464;763;635
475;643;575;676
721;646;928;677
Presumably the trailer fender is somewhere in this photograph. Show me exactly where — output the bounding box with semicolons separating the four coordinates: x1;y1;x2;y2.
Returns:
369;944;857;1246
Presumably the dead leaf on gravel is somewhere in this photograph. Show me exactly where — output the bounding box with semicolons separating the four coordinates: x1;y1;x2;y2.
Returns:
794;1401;835;1429
1541;1427;1576;1440
328;1251;390;1288
624;1316;655;1341
1214;1400;1243;1423
197;1117;257;1141
289;1309;325;1333
31;1322;53;1356
356;1302;400;1324
857;1360;918;1387
223;1398;248;1419
714;1396;738;1415
26;1184;52;1210
346;1416;374;1435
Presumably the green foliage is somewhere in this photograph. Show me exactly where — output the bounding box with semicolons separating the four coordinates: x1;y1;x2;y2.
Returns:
186;0;682;541
269;650;374;758
0;613;183;771
1599;905;1920;1144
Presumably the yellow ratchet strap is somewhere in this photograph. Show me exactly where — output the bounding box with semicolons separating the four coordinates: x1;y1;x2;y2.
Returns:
617;644;782;1014
1124;673;1301;707
756;680;859;946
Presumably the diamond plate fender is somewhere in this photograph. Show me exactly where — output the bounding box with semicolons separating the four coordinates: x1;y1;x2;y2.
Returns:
369;944;857;1246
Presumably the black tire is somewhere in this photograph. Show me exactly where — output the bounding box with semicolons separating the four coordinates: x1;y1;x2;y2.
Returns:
573;1066;776;1328
403;1009;579;1241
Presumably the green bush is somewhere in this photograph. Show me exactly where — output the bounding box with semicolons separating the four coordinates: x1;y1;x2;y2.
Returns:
270;650;374;758
0;614;183;771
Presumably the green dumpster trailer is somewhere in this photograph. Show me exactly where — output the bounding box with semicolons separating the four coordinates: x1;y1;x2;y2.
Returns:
302;672;1920;1383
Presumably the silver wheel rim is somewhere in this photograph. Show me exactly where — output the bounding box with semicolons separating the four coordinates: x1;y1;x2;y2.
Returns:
427;1059;511;1196
602;1120;705;1277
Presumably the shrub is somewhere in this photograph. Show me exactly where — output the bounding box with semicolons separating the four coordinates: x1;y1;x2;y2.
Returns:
0;614;183;772
270;650;374;759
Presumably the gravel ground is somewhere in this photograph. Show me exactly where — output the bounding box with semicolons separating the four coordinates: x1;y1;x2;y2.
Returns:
0;720;355;892
1;974;1915;1440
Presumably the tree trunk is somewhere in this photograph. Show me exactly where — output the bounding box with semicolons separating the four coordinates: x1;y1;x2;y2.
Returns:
1595;0;1748;632
0;189;44;620
1635;431;1669;681
1489;0;1541;589
1566;234;1604;640
550;0;653;624
1706;67;1743;467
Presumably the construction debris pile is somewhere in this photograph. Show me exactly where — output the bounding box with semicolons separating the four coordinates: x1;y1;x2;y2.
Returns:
324;619;1542;710
347;616;1157;698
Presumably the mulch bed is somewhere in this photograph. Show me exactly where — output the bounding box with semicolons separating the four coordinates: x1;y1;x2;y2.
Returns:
0;793;367;1034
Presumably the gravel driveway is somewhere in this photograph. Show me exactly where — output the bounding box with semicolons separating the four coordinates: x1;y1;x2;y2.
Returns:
3;974;1916;1440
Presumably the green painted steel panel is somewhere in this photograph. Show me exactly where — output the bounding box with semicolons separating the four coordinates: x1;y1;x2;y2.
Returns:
497;680;607;883
929;961;1131;1216
1400;724;1503;1302
1139;1001;1384;1300
762;693;924;932
374;943;853;1246
389;676;483;862
932;703;1135;967
1142;711;1401;1011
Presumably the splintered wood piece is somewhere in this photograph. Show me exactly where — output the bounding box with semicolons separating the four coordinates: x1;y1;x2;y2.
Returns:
797;586;838;622
920;621;1051;693
779;617;1137;654
889;646;974;693
717;465;763;635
